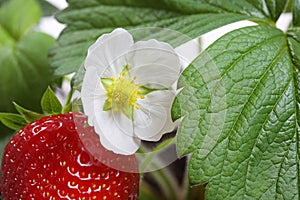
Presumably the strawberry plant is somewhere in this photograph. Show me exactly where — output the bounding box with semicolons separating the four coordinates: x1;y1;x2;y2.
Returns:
1;0;300;199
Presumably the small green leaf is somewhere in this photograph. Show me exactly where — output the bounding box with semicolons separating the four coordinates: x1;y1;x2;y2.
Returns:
0;113;27;131
13;102;44;123
41;87;63;115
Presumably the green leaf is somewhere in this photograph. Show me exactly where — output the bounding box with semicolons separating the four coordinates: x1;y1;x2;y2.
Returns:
13;102;44;123
287;28;300;68
245;0;287;22
0;113;26;131
50;0;286;77
0;0;58;17
173;25;300;199
37;0;59;16
0;30;55;113
0;0;40;39
41;87;63;115
0;0;55;116
171;94;182;122
293;0;300;26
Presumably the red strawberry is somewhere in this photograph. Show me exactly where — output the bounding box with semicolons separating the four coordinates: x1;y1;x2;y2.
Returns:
0;112;139;199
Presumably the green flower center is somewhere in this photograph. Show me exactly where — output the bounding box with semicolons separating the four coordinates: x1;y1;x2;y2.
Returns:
101;66;145;119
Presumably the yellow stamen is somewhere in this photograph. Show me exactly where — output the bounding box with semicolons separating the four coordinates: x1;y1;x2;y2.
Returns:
102;66;147;118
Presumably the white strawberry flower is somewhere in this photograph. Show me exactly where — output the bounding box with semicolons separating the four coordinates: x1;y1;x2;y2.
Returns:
81;28;180;155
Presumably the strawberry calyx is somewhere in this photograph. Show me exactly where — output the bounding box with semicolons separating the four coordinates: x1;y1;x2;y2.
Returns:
0;87;73;131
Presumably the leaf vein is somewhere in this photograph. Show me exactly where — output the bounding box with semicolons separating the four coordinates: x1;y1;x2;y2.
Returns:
244;79;292;199
208;38;287;198
219;34;282;78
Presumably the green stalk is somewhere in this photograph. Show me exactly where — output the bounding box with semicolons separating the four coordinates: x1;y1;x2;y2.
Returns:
139;138;175;173
62;82;74;113
138;139;181;200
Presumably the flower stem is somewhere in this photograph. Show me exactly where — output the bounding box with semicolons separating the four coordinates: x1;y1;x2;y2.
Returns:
138;139;181;199
139;138;175;173
62;82;74;113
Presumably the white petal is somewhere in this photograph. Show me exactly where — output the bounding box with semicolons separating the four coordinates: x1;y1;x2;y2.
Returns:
81;66;107;125
126;39;180;88
111;110;135;137
94;111;141;155
84;28;134;77
133;90;176;141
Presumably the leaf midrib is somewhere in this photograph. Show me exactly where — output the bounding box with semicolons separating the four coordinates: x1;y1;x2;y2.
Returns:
186;27;288;189
212;41;288;198
195;33;284;158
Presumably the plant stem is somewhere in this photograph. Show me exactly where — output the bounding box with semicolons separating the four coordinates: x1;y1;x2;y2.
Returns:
138;139;181;200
